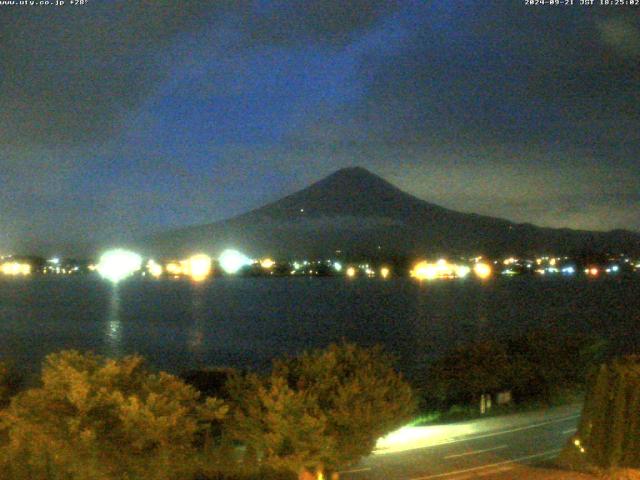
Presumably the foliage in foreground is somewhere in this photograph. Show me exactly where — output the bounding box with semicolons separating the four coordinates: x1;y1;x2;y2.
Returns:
559;356;640;471
0;350;228;480
226;343;416;479
0;344;415;480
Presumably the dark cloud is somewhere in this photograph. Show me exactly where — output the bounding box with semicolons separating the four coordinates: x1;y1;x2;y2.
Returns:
348;2;640;151
0;0;395;147
0;1;638;253
0;1;226;146
597;14;640;58
242;0;396;45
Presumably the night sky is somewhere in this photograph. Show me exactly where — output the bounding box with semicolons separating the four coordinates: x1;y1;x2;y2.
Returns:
1;1;639;255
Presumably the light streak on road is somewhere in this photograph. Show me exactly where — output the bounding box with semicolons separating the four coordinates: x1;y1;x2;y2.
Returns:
374;413;579;454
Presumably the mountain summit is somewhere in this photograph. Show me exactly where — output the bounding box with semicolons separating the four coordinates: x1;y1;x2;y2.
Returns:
245;166;439;220
146;167;640;258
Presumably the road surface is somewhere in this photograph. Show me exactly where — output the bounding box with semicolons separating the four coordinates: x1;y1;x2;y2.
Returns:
340;404;582;480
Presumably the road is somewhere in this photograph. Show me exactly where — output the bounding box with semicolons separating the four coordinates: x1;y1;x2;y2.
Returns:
340;404;582;480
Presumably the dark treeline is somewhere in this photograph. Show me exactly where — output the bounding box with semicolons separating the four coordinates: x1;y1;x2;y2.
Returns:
419;331;608;413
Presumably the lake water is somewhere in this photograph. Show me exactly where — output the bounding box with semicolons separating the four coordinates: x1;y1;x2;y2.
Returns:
1;275;639;382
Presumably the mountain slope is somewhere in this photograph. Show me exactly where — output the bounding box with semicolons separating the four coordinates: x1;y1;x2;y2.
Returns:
146;167;640;258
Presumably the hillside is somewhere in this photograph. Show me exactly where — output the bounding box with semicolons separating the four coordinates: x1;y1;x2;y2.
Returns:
145;167;640;259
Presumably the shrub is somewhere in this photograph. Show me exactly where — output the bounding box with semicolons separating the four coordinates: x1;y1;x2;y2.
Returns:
560;356;640;470
0;350;227;480
226;343;415;479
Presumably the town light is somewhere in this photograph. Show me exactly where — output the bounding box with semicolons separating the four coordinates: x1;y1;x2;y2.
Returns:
0;262;31;276
96;249;142;283
147;260;163;278
411;261;438;280
219;249;251;274
473;262;492;279
165;262;182;276
411;259;470;281
455;265;471;278
184;254;212;281
260;258;275;269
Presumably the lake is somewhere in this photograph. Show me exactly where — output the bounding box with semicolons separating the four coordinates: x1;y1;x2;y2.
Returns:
1;275;639;383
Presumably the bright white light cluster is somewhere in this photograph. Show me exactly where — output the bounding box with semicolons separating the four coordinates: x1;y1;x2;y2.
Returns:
411;259;490;281
219;249;251;274
96;249;142;283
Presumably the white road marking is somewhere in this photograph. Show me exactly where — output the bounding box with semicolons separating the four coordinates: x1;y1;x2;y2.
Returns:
444;445;507;459
562;428;577;434
420;465;515;480
477;466;515;477
339;467;372;474
425;465;514;480
409;448;562;480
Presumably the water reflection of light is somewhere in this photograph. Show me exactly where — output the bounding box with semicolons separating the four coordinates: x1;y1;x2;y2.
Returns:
188;284;207;360
105;287;122;357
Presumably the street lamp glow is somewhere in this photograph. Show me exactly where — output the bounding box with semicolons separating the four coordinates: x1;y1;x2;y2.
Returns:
473;262;492;280
455;265;471;278
219;249;251;274
260;258;275;269
184;254;212;281
0;262;31;276
96;249;142;283
147;260;163;278
411;261;440;280
165;262;182;275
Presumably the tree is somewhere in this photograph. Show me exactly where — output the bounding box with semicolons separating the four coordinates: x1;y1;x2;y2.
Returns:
0;350;227;480
227;343;416;479
424;332;608;409
559;356;640;471
426;340;510;407
505;331;607;402
227;372;334;478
